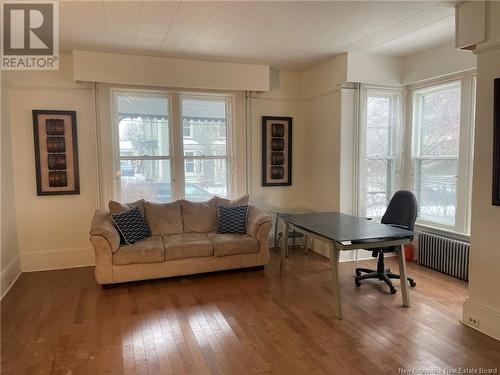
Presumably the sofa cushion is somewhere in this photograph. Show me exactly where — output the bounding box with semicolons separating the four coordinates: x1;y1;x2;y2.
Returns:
111;206;151;245
207;233;259;257
144;200;183;236
109;199;145;217
180;198;217;233
112;236;165;265
163;233;214;260
215;194;249;207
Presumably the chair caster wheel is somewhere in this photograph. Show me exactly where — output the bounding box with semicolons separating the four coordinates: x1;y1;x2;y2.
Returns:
355;270;361;276
390;287;397;294
409;280;416;287
355;279;361;287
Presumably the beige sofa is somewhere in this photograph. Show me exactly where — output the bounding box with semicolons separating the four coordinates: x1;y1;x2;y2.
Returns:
89;197;272;285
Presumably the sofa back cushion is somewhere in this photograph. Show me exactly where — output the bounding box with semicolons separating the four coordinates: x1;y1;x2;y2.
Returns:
215;194;249;207
181;197;218;233
144;200;183;235
109;199;145;217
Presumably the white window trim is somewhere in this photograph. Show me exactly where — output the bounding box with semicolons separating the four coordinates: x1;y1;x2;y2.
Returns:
357;85;405;219
406;72;476;235
180;93;233;198
356;70;476;238
112;89;174;201
109;87;237;202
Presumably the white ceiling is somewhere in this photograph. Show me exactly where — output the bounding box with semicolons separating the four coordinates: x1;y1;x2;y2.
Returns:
60;1;456;70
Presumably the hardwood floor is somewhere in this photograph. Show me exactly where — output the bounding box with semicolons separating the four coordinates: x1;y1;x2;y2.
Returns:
2;249;500;375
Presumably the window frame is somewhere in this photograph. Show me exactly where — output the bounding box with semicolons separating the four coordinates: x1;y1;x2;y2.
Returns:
112;90;174;202
180;94;232;200
356;71;476;237
111;88;235;202
410;80;462;230
406;73;476;235
357;85;404;220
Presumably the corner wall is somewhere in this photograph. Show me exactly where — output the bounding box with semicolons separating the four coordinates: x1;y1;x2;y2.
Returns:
462;1;500;341
249;71;307;210
5;54;98;272
1;70;21;298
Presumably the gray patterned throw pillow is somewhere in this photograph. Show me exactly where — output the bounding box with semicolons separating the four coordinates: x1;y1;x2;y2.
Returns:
217;205;249;234
111;206;151;245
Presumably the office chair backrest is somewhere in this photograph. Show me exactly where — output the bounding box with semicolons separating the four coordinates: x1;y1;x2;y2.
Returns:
381;190;418;232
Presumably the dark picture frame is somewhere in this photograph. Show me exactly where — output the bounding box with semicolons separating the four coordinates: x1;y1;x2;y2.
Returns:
493;78;500;205
262;116;292;187
32;110;80;196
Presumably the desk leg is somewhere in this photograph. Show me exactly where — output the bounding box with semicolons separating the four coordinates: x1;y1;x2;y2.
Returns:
397;244;411;307
280;221;289;276
274;215;279;248
329;243;342;320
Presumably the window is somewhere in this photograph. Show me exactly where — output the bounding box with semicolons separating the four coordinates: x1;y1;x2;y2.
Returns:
358;88;402;219
357;73;476;236
113;91;232;203
411;82;461;227
183;122;193;138
182;97;228;201
185;151;196;174
410;77;475;233
115;93;171;203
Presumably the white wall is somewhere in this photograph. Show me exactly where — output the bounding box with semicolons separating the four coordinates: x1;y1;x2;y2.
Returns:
347;53;402;86
1;70;21;298
303;91;342;212
462;1;500;341
250;58;369;262
73;50;270;92
249;71;307;210
302;54;347;99
301;58;368;261
402;43;476;84
5;54;99;272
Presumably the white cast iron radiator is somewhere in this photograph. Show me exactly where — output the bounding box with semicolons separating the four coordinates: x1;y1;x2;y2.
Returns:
417;232;470;281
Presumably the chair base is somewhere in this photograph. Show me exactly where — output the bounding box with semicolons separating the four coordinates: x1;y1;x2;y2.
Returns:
355;267;416;294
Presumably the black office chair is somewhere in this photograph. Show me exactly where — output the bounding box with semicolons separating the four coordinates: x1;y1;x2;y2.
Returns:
354;190;418;294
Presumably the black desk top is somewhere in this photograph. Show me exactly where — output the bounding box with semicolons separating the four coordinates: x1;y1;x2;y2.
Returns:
278;212;414;244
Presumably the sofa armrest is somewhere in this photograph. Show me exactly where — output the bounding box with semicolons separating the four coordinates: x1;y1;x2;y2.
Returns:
90;209;120;253
247;205;272;238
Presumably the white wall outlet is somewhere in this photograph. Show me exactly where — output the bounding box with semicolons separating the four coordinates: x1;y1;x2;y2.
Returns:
467;316;480;328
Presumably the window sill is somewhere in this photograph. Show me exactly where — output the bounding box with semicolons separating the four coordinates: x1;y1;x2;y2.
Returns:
414;223;470;243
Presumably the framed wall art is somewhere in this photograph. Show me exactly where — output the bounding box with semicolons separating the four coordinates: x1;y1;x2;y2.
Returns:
32;110;80;196
493;78;500;206
262;116;292;187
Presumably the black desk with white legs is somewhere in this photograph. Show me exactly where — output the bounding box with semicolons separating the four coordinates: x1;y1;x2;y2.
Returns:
278;212;415;320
